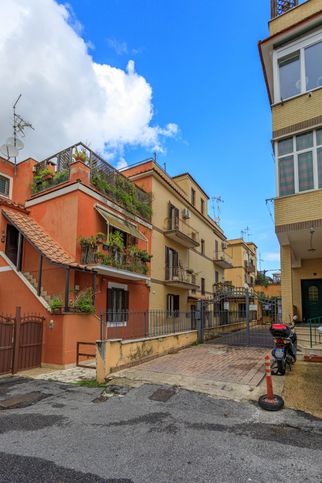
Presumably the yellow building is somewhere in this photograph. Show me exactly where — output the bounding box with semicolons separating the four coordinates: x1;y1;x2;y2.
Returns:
260;0;322;322
123;160;231;312
224;239;257;289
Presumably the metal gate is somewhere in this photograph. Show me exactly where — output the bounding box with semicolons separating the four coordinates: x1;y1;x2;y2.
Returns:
197;287;281;348
0;308;44;375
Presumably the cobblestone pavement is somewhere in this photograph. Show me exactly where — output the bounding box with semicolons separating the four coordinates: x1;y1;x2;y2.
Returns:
130;345;267;386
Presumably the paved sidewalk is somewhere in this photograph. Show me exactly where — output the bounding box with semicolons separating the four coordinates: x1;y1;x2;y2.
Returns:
18;366;96;383
114;344;273;402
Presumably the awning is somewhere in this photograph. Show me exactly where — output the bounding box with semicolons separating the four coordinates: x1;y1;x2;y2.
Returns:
96;205;147;242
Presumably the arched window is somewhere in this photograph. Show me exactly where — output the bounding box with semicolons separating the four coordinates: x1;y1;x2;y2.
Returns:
308;285;319;303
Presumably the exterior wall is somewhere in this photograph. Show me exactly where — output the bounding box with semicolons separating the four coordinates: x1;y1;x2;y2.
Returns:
275;189;322;227
0;158;35;204
254;284;282;298
123;163;226;311
96;330;197;382
173;174;209;215
291;258;322;320
280;245;293;321
225;240;257;288
272;89;322;133
269;0;322;36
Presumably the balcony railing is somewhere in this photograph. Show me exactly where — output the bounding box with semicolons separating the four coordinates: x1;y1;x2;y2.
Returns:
164;217;200;247
245;261;256;273
81;246;148;276
271;0;298;18
165;265;196;285
33;143;152;221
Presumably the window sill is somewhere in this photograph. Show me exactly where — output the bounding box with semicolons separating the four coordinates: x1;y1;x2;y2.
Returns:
272;85;322;107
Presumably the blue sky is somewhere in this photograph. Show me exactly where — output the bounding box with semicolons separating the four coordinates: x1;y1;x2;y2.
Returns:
5;0;280;272
66;0;279;272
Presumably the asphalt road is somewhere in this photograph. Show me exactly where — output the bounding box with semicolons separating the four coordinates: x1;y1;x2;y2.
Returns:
0;376;321;482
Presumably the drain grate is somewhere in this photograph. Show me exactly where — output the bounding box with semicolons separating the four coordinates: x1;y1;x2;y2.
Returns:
149;387;176;402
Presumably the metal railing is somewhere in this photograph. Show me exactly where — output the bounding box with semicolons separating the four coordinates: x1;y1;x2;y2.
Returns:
35;142;152;220
307;317;322;348
81;246;148;275
165;217;199;243
100;310;196;341
271;0;298;18
165;265;196;284
245;261;256;273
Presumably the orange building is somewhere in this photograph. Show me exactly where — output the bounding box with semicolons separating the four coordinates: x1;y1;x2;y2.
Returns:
0;143;152;368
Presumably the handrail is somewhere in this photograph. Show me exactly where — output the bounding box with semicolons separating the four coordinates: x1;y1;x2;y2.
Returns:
307;316;322;348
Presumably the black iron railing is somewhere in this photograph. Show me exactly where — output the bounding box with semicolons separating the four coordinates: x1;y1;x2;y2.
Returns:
165;265;196;284
33;143;152;221
81;246;148;275
271;0;298;18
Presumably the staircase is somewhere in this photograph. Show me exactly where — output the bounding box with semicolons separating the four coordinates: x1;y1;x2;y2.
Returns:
23;272;52;305
295;325;322;358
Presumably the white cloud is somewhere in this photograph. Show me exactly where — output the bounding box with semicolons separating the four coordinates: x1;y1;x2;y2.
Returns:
0;0;178;162
116;157;128;170
107;38;128;55
263;251;280;262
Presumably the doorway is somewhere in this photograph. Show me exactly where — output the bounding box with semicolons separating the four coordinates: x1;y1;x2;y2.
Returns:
301;279;322;322
5;224;21;266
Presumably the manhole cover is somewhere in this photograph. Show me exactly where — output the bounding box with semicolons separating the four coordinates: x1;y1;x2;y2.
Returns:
0;391;50;410
149;387;176;402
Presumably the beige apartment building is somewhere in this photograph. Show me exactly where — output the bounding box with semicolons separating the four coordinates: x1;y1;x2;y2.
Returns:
123;161;231;312
260;0;322;321
224;239;257;289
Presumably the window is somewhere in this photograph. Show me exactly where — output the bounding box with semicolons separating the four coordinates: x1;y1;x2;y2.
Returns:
0;175;10;197
107;287;128;325
215;239;219;259
200;198;204;215
167;294;179;317
201;278;205;295
191;188;196;206
201;239;205;255
215;271;219;284
278;52;301;100
165;247;179;280
276;128;322;196
275;35;322;102
168;203;179;230
308;285;319;303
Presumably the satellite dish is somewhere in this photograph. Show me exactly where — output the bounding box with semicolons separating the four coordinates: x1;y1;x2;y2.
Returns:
6;137;24;150
0;143;19;159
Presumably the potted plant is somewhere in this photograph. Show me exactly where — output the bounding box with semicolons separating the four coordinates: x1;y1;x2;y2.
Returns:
73;288;95;314
39;168;54;181
186;268;194;275
96;232;106;244
49;296;63;314
73;149;88;163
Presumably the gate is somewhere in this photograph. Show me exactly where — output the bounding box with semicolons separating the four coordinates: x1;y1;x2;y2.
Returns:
0;307;44;375
197;287;281;348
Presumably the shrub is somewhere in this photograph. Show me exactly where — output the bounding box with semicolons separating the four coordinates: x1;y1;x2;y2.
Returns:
73;288;95;314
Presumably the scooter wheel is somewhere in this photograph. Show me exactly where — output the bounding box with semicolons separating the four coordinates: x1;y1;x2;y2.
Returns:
258;394;284;411
277;360;286;375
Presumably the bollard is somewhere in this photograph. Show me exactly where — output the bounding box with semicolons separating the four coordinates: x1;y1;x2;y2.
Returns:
258;354;284;411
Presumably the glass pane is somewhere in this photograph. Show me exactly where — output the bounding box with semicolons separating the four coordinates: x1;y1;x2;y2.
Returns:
317;129;322;146
317;148;322;188
296;132;313;151
0;176;9;196
305;41;322;91
278;137;293;156
279;156;295;196
308;286;319;303
298;151;314;192
279;53;301;100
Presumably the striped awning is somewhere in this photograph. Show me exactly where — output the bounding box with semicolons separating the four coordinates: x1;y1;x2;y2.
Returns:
96;205;146;242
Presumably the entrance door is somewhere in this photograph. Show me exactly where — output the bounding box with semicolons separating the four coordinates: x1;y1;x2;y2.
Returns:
301;279;322;321
5;225;20;265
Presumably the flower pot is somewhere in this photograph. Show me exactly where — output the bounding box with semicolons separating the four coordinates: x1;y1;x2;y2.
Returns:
42;174;54;181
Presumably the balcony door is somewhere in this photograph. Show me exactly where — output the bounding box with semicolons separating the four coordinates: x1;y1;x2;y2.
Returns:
5;225;21;266
301;279;322;322
168;203;179;230
166;247;178;280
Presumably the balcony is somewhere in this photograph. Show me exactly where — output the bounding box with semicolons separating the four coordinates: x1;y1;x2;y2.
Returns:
164;217;200;249
213;252;233;269
32;143;152;221
165;266;199;290
245;261;256;273
271;0;298;18
80;243;150;282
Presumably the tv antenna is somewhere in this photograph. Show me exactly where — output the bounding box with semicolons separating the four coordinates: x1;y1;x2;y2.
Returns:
0;95;34;168
241;226;251;240
211;195;224;224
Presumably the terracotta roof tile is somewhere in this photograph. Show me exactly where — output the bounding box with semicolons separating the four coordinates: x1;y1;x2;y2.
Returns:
2;207;87;270
0;196;28;213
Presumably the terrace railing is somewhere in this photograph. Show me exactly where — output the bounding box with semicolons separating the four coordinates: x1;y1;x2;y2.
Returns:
80;246;148;275
271;0;298;18
34;143;152;221
165;265;195;284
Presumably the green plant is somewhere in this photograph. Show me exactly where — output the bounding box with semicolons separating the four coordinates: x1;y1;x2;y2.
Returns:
79;236;97;249
108;230;124;249
186;268;194;275
53;170;68;184
39;168;53;178
96;232;106;243
49;296;63;311
73;288;95;314
128;246;151;263
73;149;88;163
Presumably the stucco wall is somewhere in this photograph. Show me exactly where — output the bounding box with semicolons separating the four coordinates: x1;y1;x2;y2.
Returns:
96;330;197;382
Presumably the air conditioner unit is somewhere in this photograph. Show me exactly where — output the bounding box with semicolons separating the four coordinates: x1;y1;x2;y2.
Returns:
182;208;191;219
